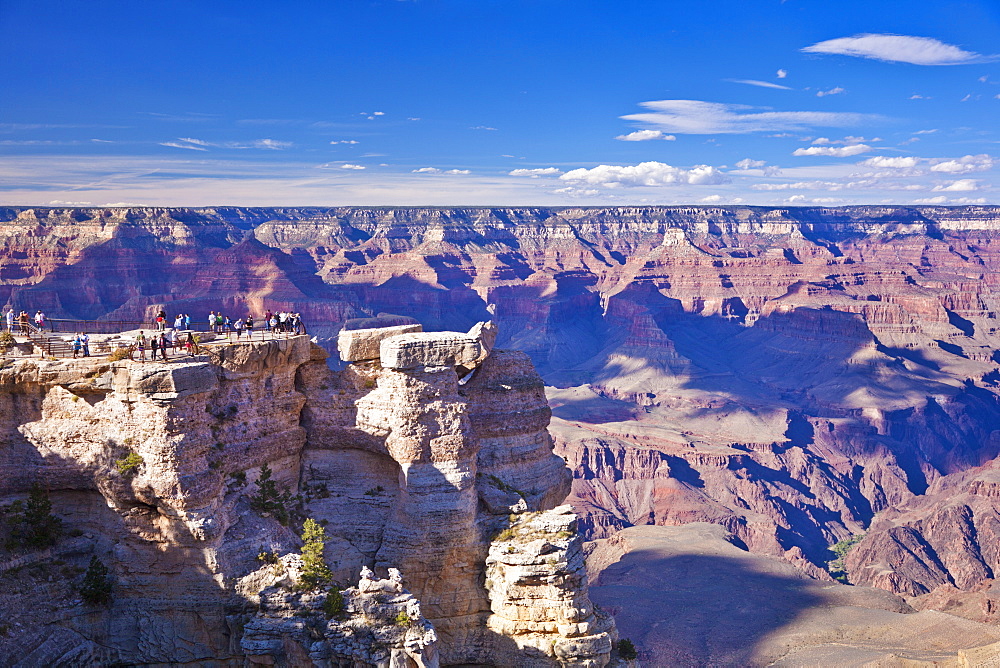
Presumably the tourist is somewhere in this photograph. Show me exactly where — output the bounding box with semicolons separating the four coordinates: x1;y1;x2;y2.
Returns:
136;332;147;361
158;333;168;360
5;308;13;332
185;332;195;356
208;311;216;332
19;311;29;334
269;313;278;333
246;314;254;339
293;313;303;335
72;333;82;359
34;310;45;330
156;309;167;331
264;310;272;331
81;332;90;357
174;314;183;330
150;333;160;360
184;313;191;329
170;328;179;352
278;311;287;333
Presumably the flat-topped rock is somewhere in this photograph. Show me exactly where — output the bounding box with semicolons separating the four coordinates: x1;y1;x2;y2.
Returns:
338;323;422;362
380;331;482;370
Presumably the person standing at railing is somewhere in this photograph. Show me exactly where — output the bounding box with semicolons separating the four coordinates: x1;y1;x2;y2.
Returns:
264;310;272;332
233;317;244;340
246;315;254;339
173;314;183;330
137;332;147;361
73;333;82;359
82;332;90;357
158;332;168;360
150;333;160;361
156;309;167;331
5;308;13;332
184;313;191;330
34;310;45;330
19;311;29;334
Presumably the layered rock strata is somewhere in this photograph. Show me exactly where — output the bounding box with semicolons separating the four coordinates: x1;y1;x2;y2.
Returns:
0;328;609;666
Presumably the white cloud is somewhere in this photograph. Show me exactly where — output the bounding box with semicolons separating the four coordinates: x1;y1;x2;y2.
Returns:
621;100;880;135
509;167;563;177
700;195;724;203
372;111;385;116
929;154;996;174
914;129;938;134
726;79;792;90
253;139;290;150
793;144;872;157
787;195;807;203
933;179;980;192
909;94;931;99
411;167;470;175
330;140;360;145
552;186;601;197
953;197;988;204
735;158;767;170
160;141;207;151
914;196;948;204
858;156;920;168
470;126;498;131
48;200;92;206
615;129;676;141
559;161;730;188
802;34;990;65
340;164;365;170
816;87;845;97
777;69;788;79
812;136;878;145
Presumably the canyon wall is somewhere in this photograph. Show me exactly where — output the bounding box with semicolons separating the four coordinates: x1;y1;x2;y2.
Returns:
0;331;612;666
4;205;1000;613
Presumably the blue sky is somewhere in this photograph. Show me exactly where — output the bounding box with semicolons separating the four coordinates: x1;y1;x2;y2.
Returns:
2;0;999;206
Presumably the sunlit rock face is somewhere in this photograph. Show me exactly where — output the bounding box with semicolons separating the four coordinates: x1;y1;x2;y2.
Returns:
0;330;605;666
5;204;1000;608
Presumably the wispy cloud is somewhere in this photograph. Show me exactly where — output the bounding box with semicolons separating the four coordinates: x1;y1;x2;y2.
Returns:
559;161;729;188
412;167;471;174
859;156;919;168
340;164;366;170
470;125;498;131
509;168;562;177
802;33;992;65
725;79;792;90
792;144;872;157
816;87;845;97
615;129;676;141
330;140;360;145
812;136;878;145
160;141;208;151
621;100;881;134
776;69;788;79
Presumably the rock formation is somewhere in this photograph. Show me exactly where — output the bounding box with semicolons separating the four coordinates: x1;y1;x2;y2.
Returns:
5;204;1000;629
0;324;612;666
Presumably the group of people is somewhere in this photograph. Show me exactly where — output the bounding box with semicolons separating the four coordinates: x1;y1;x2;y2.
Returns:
130;329;198;361
4;308;46;334
206;309;305;339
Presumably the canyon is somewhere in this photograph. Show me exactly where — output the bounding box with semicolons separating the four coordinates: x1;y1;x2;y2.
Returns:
3;204;1000;664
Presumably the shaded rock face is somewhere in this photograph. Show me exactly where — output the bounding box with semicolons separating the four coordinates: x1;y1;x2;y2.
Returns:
0;334;599;666
5;205;1000;606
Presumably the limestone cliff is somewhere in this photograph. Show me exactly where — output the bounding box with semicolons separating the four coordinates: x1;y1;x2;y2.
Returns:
0;327;612;666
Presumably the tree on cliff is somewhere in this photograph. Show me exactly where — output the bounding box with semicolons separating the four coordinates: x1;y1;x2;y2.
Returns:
5;484;62;549
80;556;113;605
249;463;293;525
298;518;332;590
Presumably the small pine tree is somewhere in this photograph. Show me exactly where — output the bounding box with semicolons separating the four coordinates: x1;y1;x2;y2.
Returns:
9;484;62;548
297;518;332;590
80;556;113;605
249;463;293;525
617;638;638;661
323;586;345;619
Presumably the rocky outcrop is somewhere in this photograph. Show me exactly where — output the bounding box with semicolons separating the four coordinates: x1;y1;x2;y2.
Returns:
5;205;1000;618
0;327;609;666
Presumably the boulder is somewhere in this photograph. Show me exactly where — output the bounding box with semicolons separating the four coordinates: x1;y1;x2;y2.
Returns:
379;332;483;370
338;324;422;362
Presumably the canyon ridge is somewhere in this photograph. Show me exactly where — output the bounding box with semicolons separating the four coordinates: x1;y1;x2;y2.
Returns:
3;205;1000;665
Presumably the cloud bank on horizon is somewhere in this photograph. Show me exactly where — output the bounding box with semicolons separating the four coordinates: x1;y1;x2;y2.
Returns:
1;0;998;206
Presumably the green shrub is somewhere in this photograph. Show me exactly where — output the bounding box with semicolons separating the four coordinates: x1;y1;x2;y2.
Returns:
297;518;332;590
323;586;345;619
249;463;293;525
257;550;279;564
80;556;112;605
6;484;62;549
617;638;638;661
0;330;15;347
494;528;515;542
828;533;865;583
115;451;143;477
108;347;131;361
230;470;247;486
394;611;411;626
